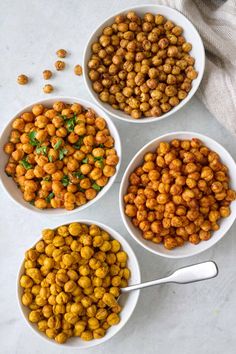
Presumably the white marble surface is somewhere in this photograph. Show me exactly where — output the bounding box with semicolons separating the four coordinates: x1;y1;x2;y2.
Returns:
1;1;236;353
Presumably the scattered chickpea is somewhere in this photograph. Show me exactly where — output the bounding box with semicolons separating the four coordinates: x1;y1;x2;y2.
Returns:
17;74;29;85
74;64;83;76
124;138;235;249
43;84;54;94
54;60;66;71
20;222;130;344
56;49;67;58
43;70;52;80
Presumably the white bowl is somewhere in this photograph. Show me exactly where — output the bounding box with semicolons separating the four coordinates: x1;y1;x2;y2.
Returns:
17;219;141;348
83;4;205;124
119;132;236;258
0;97;121;215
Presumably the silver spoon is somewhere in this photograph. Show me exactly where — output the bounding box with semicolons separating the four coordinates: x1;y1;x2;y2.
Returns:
121;261;218;294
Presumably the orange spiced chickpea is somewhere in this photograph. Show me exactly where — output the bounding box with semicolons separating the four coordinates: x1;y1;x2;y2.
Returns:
123;138;235;250
3;102;119;210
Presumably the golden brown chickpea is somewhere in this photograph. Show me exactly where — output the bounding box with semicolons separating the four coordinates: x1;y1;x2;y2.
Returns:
17;74;29;85
43;84;54;94
56;49;67;58
42;70;52;80
54;60;65;71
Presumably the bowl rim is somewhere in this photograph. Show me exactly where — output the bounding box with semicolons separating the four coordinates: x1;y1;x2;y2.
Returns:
16;219;141;348
119;131;236;258
83;3;205;124
0;96;122;216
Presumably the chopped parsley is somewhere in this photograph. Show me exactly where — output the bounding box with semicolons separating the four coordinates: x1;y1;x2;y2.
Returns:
82;157;88;164
73;136;84;150
20;157;32;170
73;171;85;179
48;155;53;163
92;183;102;191
54;139;62;150
94;156;104;168
29;131;48;157
61;175;70;187
99;144;104;148
59;114;67;120
66;116;77;132
36;145;47;156
59;148;68;160
28;131;38;146
45;192;55;203
94;156;104;161
43;176;51;181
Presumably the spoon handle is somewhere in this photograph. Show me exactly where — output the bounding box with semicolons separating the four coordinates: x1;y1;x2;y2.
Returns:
122;261;218;293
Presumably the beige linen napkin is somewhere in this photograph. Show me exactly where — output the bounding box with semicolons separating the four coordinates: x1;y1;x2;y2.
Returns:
160;0;236;135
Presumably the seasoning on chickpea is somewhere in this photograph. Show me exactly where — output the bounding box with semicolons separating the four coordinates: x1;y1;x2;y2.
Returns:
4;102;119;210
124;138;236;249
19;222;130;344
87;12;198;119
43;84;54;94
17;74;29;85
43;70;53;80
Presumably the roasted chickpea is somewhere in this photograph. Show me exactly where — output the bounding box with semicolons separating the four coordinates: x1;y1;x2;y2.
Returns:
43;84;54;94
17;74;29;85
123;138;235;249
54;60;65;71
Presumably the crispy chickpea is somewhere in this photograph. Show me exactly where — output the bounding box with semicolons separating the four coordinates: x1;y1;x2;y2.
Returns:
43;70;52;80
17;74;29;85
55;60;65;71
43;84;54;94
29;310;41;323
56;49;67;58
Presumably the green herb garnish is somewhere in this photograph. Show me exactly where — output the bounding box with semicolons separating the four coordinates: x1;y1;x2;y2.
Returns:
66;116;76;132
61;175;70;187
73;171;85;179
43;176;51;181
94;156;103;161
59;114;68;120
29;200;35;205
36;145;47;156
73;136;84;150
28;131;38;146
48;155;53;163
82;157;88;164
94;156;104;168
45;192;55;203
59;148;68;160
54;139;62;150
92;183;102;191
20;157;32;170
99;144;104;148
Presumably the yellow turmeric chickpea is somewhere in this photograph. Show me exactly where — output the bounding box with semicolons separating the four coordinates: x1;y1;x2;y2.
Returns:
29;310;41;323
